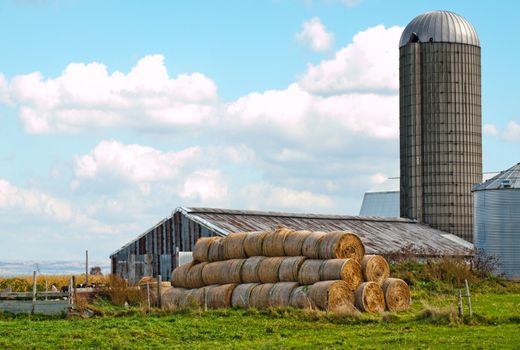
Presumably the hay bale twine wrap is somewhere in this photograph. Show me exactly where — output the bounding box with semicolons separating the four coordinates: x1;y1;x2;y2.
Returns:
302;231;326;258
361;255;390;285
262;227;292;256
355;282;385;313
231;283;259;309
382;278;411;312
249;283;275;309
193;237;219;262
318;231;365;262
171;262;194;288
241;256;265;283
269;282;299;308
283;230;312;256
207;238;225;262
298;259;324;285
289;286;313;309
179;288;205;308
223;232;248;259
278;256;306;282
320;259;362;291
258;257;284;283
162;287;188;309
206;284;237;309
185;262;207;289
201;259;245;285
243;231;270;257
309;280;355;312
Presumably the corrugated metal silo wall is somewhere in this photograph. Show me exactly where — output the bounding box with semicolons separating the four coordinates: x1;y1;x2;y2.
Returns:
111;213;221;281
474;189;520;279
400;42;482;242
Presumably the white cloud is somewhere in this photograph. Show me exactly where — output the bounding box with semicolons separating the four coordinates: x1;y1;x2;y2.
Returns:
296;17;335;52
181;170;228;202
299;25;403;94
483;123;499;137
503;121;520;142
7;55;218;133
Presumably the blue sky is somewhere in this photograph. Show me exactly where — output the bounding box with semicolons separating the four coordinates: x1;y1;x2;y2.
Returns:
0;0;519;263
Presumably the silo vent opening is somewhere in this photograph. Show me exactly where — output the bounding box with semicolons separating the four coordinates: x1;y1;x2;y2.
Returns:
500;180;512;189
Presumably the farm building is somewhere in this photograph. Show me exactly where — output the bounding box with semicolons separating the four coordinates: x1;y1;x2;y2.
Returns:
110;207;473;283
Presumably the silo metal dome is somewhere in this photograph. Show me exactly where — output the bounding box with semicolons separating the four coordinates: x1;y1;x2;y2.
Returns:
399;10;480;47
473;163;520;279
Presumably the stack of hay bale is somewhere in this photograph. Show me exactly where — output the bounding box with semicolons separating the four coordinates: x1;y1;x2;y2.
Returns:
164;228;411;313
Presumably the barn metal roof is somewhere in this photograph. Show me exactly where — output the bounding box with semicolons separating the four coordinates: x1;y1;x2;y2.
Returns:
473;163;520;191
400;10;480;48
180;207;472;256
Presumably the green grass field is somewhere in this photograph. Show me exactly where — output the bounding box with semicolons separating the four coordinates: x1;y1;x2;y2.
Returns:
1;290;519;349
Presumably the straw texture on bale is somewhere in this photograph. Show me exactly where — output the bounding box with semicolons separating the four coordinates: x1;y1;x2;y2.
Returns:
278;256;306;282
269;282;299;308
283;230;311;256
289;286;313;309
193;237;219;262
258;257;284;283
243;231;270;257
309;280;355;312
361;255;390;285
262;227;292;256
179;288;205;308
249;283;274;309
171;262;194;288
355;282;385;313
223;232;248;259
205;284;236;309
320;259;362;291
241;257;265;283
202;259;245;285
185;262;207;289
207;238;225;262
298;260;324;285
318;231;365;262
161;287;188;309
301;232;326;259
231;283;259;309
382;278;411;312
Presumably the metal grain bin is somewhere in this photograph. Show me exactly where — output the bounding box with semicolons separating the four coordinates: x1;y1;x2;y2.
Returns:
473;163;520;279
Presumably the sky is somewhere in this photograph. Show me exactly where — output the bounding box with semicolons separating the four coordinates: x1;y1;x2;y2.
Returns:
0;0;519;263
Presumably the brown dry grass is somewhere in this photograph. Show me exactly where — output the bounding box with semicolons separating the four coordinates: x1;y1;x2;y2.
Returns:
0;274;109;292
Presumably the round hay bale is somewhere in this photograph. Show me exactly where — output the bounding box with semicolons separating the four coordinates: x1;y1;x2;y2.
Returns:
185;262;208;289
243;231;270;257
355;282;385;313
298;260;324;285
382;278;411;312
161;287;188;309
241;256;265;283
223;232;248;259
171;262;194;288
269;282;299;308
206;284;236;309
320;259;362;291
137;276;155;286
289;286;313;309
262;227;292;257
207;238;225;262
278;256;306;282
202;259;245;285
231;283;259;308
361;255;390;285
193;237;219;262
283;230;312;256
258;257;284;283
318;231;365;262
309;280;355;312
178;288;205;308
249;283;275;309
301;232;326;259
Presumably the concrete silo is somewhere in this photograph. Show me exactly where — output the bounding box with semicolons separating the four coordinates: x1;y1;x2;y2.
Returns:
473;163;520;279
399;11;482;242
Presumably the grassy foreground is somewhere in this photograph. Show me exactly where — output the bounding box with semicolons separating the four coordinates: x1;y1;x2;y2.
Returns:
0;291;519;349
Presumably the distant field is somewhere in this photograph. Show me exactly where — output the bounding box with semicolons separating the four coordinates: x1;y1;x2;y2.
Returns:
0;291;519;349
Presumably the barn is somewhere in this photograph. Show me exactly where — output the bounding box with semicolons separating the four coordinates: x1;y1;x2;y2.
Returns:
110;207;473;283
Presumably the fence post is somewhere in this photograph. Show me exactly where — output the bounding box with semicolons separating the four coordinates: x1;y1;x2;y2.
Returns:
72;276;77;306
147;283;151;312
45;280;48;301
85;250;89;287
31;271;37;315
457;289;463;318
156;275;162;309
464;279;472;318
69;277;74;305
